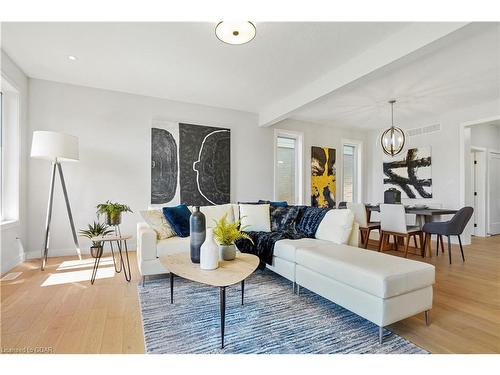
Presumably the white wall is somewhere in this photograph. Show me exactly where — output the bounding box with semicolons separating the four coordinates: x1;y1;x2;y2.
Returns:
274;118;370;205
0;50;29;274
27;79;274;258
471;122;500;150
365;99;500;244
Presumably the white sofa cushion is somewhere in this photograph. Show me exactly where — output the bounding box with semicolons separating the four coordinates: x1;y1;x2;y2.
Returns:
156;236;191;257
274;238;331;262
240;204;271;232
200;204;235;228
139;209;176;240
315;209;354;244
296;244;435;298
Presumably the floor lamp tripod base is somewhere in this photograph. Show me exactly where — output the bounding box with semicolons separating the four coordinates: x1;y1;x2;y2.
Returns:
41;161;82;271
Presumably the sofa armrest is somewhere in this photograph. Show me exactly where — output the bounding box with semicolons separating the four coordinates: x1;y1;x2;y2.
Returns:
137;222;158;263
348;221;360;247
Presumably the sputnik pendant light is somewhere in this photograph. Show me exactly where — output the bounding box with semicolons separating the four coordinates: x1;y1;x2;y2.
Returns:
380;100;406;157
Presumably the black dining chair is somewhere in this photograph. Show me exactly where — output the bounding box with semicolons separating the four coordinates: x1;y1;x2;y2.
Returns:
422;207;474;264
337;201;347;209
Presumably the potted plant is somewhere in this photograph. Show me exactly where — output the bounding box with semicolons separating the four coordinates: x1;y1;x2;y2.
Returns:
96;200;133;226
79;221;114;258
213;214;254;260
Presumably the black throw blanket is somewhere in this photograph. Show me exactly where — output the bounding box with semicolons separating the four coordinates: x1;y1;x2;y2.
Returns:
235;206;329;269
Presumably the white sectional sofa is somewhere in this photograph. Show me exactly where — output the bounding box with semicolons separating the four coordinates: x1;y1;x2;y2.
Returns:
137;203;434;343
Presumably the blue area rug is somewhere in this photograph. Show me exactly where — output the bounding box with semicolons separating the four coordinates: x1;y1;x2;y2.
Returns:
137;269;427;354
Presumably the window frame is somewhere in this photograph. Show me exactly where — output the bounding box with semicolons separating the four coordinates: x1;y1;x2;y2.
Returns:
341;138;363;204
273;129;304;205
0;75;20;225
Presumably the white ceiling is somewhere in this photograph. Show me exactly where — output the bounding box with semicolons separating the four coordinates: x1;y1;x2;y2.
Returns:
290;23;500;129
1;22;409;113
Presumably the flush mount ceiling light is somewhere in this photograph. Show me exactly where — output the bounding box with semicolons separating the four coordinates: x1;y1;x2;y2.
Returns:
67;55;78;61
215;21;256;45
380;100;406;157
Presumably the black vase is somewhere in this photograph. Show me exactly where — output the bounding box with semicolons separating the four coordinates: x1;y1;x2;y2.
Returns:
190;206;206;263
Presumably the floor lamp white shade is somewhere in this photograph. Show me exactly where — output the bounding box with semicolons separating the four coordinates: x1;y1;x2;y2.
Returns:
31;131;79;162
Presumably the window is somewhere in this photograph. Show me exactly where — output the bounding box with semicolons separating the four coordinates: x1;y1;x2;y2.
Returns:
342;140;362;203
0;78;20;224
274;130;303;204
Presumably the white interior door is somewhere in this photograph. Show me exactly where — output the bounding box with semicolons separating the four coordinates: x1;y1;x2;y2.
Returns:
488;152;500;235
471;150;487;237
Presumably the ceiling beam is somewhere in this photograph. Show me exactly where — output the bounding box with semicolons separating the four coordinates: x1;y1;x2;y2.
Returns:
258;22;468;127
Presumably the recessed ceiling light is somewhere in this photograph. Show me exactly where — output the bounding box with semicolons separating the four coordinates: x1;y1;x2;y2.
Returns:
215;22;256;45
67;55;78;61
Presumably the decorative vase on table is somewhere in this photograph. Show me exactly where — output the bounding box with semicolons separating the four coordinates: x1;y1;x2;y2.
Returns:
219;244;237;261
200;229;219;270
190;206;206;263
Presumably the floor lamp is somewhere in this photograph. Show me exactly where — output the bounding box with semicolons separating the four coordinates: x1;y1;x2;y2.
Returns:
31;131;82;270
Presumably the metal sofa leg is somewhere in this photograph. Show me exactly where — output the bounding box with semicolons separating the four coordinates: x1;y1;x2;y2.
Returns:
293;281;296;294
379;326;384;344
425;310;431;326
141;275;146;286
297;284;300;296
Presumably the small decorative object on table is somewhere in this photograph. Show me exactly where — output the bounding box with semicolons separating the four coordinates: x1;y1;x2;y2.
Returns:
213;214;253;261
190;206;206;263
200;228;219;270
96;200;133;226
79;221;113;258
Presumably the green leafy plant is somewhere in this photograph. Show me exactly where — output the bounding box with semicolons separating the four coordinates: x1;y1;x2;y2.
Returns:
96;200;132;224
79;221;114;247
213;214;254;246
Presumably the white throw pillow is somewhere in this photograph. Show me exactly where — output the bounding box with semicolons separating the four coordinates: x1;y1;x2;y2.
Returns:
315;209;354;244
200;204;235;228
140;209;176;240
239;204;271;232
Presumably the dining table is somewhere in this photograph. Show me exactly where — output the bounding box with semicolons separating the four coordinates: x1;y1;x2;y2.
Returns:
364;204;458;257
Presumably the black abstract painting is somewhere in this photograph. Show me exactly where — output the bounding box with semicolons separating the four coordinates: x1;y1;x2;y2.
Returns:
383;147;432;199
151;122;230;206
151;127;178;204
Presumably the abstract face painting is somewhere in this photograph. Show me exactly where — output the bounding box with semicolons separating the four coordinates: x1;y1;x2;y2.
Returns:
311;146;336;208
151;121;230;206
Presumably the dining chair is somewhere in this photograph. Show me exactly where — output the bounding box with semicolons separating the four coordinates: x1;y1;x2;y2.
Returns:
422;207;473;264
347;202;380;249
337;201;347;209
379;204;424;257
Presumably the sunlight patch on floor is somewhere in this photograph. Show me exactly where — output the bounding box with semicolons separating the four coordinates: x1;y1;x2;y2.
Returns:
41;266;116;286
1;271;22;281
56;257;114;271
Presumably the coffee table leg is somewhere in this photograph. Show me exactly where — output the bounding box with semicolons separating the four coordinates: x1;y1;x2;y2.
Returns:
220;286;226;349
170;273;174;304
241;280;245;306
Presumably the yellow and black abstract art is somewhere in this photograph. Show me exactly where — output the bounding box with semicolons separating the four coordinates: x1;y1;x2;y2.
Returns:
311;146;336;208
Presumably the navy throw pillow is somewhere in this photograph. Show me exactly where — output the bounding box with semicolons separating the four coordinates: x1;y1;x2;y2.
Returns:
162;204;191;237
258;199;288;207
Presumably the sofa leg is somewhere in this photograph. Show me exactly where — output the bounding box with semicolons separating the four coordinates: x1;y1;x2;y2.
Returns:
292;281;296;294
297;284;300;296
379;326;384;344
425;310;431;326
141;275;146;286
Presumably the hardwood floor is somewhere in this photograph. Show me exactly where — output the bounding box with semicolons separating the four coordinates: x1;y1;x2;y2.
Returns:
1;235;499;354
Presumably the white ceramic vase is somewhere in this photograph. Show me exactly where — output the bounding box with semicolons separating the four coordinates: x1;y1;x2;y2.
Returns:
200;228;219;270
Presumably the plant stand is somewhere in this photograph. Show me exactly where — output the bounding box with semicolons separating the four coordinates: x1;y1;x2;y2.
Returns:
90;231;132;285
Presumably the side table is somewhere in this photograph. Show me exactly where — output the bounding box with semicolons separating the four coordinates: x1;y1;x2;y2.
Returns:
90;234;132;284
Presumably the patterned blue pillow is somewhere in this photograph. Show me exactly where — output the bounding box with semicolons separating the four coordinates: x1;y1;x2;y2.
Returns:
162;204;191;237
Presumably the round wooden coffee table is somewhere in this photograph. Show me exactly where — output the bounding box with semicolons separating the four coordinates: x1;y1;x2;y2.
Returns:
160;252;259;348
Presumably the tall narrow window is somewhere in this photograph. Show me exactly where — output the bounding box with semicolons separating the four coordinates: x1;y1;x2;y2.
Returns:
342;141;362;203
274;130;303;204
